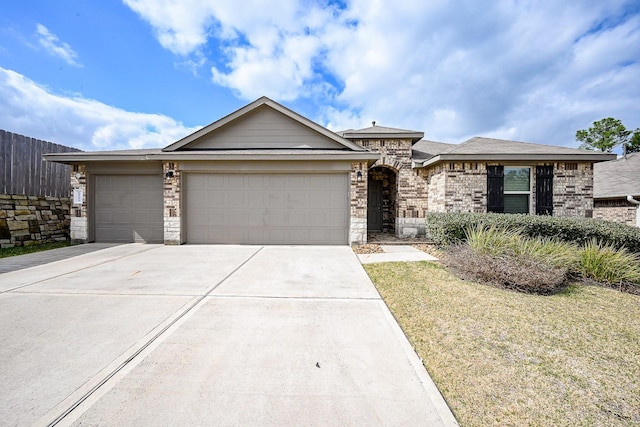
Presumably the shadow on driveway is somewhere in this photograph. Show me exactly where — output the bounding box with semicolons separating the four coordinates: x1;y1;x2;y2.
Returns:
0;243;122;274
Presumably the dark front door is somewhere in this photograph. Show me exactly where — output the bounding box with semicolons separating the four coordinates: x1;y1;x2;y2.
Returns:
367;179;383;231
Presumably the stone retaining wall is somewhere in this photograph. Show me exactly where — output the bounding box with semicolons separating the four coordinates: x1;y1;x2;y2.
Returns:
0;194;70;248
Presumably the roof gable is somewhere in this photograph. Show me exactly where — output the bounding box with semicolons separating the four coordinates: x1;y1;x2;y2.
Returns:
163;97;366;152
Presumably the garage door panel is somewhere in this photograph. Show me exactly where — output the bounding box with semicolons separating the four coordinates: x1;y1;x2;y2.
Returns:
186;173;348;244
94;175;163;243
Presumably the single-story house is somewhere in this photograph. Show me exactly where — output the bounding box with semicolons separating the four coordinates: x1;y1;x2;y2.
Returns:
44;97;615;245
593;152;640;227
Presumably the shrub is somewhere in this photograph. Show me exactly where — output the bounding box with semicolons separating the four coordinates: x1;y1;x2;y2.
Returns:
444;245;568;295
465;224;523;257
578;239;640;285
425;212;640;253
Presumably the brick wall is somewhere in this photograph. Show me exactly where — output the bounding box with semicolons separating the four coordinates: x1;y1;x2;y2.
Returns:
593;199;639;227
421;161;595;217
0;194;70;248
553;162;594;218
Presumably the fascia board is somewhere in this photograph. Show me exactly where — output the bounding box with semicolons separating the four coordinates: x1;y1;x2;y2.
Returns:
342;132;424;143
43;151;380;164
414;153;616;168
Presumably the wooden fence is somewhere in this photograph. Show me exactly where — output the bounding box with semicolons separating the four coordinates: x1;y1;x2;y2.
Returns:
0;129;81;198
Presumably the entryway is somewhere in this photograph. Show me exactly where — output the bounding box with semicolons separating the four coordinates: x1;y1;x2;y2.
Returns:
367;166;397;234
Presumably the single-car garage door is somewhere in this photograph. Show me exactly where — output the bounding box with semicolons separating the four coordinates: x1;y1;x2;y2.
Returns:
186;173;349;244
94;175;164;243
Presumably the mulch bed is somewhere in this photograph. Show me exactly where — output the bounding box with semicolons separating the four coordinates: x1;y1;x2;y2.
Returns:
351;244;383;254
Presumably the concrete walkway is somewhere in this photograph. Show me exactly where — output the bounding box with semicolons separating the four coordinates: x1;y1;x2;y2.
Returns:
358;244;439;264
0;244;457;426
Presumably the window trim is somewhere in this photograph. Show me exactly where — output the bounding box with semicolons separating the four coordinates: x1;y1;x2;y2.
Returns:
502;166;533;214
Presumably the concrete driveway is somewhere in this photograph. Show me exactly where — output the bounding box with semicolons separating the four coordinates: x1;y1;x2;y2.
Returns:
0;244;457;426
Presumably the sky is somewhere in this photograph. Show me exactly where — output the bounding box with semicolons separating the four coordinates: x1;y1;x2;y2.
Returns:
0;0;639;152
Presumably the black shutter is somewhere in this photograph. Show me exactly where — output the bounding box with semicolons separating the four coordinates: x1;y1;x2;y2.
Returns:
536;165;554;215
487;165;504;213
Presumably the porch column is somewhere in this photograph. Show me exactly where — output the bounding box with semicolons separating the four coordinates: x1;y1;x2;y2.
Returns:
70;164;88;242
163;162;182;245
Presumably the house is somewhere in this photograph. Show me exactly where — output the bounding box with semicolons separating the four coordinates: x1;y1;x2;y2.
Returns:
44;97;615;245
593;152;640;227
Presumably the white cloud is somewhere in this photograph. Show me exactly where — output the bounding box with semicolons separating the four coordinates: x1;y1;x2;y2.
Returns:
124;0;640;147
0;67;199;150
35;24;82;67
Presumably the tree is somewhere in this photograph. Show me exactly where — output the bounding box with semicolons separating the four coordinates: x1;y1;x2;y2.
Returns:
576;117;631;152
628;129;640;153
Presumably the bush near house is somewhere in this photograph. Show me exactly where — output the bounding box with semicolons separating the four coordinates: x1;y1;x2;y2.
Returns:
442;224;640;295
425;212;640;253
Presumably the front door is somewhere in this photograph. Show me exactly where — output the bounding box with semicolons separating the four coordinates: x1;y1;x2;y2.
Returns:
367;179;383;231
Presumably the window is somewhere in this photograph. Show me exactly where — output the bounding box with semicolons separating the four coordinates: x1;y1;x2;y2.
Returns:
488;165;553;215
504;167;531;214
565;162;578;170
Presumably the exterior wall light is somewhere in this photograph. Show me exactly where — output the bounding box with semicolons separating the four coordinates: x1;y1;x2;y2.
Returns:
356;170;363;181
165;170;174;178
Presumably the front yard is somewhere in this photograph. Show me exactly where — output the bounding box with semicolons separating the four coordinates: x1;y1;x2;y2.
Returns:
364;261;640;426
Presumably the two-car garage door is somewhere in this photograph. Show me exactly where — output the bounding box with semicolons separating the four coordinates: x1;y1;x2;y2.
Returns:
185;173;349;244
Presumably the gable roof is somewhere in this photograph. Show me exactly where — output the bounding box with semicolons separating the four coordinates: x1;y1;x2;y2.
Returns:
594;152;640;199
163;96;367;152
339;125;424;143
43;97;379;164
413;136;616;167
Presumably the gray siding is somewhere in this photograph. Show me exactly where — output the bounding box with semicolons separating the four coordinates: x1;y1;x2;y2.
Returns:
185;107;345;150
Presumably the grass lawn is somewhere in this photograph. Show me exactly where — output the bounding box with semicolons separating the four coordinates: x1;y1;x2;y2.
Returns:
0;241;72;258
364;261;640;426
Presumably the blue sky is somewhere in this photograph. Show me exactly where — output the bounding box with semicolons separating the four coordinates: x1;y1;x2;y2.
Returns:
1;0;639;151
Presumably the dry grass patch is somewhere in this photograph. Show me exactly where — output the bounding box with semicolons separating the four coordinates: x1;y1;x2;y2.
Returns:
364;261;640;426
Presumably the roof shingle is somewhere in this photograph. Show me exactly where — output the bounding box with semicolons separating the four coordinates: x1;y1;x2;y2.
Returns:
594;153;640;199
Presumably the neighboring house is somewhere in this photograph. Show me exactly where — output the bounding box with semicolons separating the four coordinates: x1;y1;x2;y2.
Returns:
593;153;640;227
44;97;615;245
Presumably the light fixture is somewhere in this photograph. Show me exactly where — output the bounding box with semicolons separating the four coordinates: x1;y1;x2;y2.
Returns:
165;170;174;178
356;170;363;181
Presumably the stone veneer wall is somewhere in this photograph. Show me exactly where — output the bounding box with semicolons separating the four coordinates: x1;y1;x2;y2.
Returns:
593;200;639;227
350;162;368;244
351;139;428;237
163;162;182;244
70;164;88;241
0;194;70;248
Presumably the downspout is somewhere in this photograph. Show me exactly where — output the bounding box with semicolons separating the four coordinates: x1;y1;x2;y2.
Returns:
627;195;640;227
